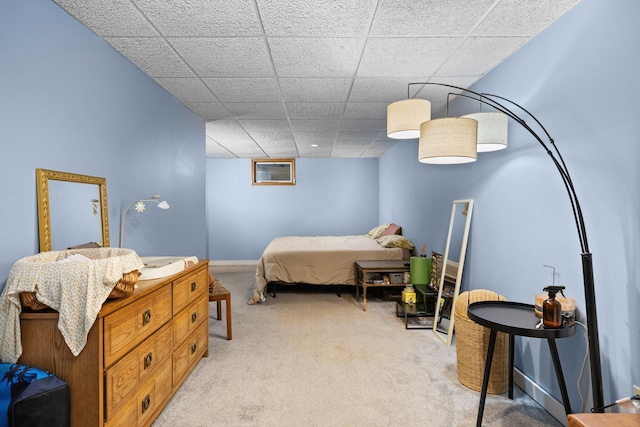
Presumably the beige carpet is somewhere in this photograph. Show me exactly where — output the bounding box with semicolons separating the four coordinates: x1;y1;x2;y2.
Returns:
152;265;561;427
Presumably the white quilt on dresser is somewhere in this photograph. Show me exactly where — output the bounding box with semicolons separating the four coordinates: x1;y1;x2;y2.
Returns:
0;247;144;363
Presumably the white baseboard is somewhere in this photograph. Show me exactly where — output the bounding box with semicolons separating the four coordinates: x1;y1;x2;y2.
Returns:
210;260;258;266
514;368;567;426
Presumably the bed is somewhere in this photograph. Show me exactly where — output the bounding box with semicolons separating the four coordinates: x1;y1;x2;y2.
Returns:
248;225;415;304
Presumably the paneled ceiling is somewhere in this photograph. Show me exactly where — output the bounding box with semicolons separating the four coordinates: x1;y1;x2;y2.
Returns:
53;0;580;159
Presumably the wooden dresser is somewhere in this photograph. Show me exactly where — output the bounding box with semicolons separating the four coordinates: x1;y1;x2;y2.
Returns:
18;259;210;427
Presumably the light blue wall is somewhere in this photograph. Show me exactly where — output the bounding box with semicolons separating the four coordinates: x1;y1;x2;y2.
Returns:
207;158;380;260
381;0;639;412
0;0;207;291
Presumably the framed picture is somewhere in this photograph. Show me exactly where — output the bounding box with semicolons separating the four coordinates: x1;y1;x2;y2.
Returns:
252;159;296;185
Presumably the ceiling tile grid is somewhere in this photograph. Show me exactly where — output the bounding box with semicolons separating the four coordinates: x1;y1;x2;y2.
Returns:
53;0;581;159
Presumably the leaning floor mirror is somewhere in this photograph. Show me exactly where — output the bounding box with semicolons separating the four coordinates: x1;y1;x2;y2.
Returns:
433;199;474;346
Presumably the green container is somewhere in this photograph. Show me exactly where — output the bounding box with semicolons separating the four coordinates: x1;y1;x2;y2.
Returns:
410;256;432;285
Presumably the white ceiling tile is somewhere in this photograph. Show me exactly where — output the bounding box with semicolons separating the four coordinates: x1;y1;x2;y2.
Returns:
370;0;496;36
343;103;387;119
206;120;256;147
257;0;377;37
53;0;157;36
263;149;299;158
333;140;370;150
254;137;299;157
438;37;529;77
169;38;274;77
249;131;296;146
239;120;291;132
133;0;261;36
293;131;336;144
224;103;287;120
473;0;581;36
104;37;196;77
336;131;381;142
357;37;462;77
236;151;270;158
270;38;364;77
154;78;217;103
349;78;416;103
203;78;281;102
290;120;340;132
280;78;353;102
186;103;230;120
298;145;333;157
339;119;386;132
286;103;345;120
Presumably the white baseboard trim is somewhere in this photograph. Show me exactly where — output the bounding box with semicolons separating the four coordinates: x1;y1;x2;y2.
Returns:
514;368;567;426
210;260;258;266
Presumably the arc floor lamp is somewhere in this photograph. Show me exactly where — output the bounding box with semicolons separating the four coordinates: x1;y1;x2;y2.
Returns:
387;82;604;413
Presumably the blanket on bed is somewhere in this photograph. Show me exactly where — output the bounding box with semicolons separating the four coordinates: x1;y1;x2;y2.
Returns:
249;235;406;304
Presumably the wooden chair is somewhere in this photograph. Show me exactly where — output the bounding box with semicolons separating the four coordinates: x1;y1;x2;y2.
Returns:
209;278;232;340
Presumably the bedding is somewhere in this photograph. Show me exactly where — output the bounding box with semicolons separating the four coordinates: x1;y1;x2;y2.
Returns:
249;234;413;304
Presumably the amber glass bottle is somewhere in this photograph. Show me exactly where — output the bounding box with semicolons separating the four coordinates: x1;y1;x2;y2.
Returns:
542;286;563;328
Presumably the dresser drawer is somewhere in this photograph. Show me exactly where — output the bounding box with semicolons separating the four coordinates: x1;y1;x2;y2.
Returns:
173;268;207;315
104;284;172;368
173;320;208;384
173;294;208;348
105;357;173;427
105;321;173;417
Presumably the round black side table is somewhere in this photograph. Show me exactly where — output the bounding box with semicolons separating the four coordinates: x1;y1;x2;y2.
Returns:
467;301;576;427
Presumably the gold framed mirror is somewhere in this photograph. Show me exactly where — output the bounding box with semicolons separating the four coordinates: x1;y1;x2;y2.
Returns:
433;199;474;346
36;168;110;252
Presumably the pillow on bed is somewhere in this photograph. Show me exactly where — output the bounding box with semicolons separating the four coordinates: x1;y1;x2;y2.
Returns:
368;224;390;239
381;223;402;236
376;235;415;250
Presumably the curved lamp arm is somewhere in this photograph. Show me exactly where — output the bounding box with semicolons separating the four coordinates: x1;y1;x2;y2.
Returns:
407;82;603;412
119;195;170;248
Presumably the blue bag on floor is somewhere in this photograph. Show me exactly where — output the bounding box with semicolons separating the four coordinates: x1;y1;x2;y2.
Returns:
0;364;69;427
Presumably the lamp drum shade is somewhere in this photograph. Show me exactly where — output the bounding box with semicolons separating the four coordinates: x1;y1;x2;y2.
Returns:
387;99;431;139
419;117;478;164
462;112;508;152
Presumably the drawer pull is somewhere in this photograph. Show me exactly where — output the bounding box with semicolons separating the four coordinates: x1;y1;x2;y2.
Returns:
144;352;153;370
142;310;151;326
191;281;197;292
191;343;197;354
142;394;151;414
191;312;197;323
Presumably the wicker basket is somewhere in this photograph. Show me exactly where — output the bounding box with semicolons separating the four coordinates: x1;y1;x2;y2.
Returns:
454;289;509;394
20;270;140;311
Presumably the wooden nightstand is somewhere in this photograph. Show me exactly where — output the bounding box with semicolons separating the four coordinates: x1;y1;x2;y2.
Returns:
355;260;410;311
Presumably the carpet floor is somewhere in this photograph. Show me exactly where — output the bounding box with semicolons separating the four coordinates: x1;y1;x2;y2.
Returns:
152;265;562;427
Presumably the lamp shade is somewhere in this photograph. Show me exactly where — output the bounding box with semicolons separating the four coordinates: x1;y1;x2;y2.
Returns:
462;112;508;152
387;99;431;139
419;117;478;164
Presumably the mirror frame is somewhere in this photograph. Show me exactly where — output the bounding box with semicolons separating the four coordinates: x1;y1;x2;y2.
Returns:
36;168;110;252
433;199;474;346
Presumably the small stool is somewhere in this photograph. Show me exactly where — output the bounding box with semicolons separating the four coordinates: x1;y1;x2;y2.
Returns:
209;279;232;340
